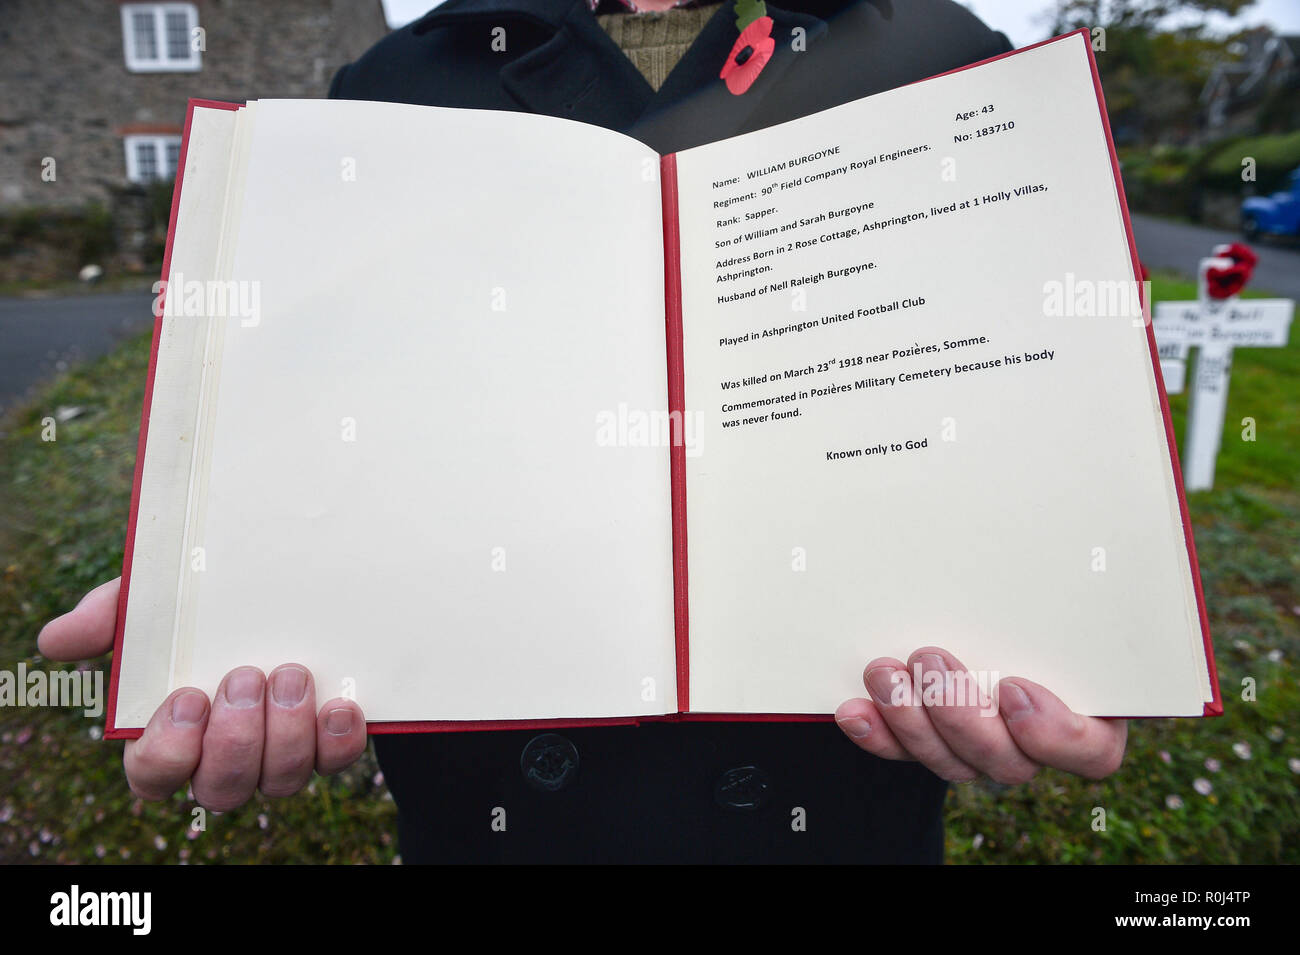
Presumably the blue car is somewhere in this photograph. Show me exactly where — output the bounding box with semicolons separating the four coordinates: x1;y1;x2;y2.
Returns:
1241;166;1300;240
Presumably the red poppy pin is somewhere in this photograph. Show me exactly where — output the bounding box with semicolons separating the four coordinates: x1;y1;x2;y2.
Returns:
1204;242;1258;300
720;0;774;95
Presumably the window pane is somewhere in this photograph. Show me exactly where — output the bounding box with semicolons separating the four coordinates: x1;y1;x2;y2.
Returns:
132;11;158;60
164;140;181;177
135;142;159;181
164;11;190;60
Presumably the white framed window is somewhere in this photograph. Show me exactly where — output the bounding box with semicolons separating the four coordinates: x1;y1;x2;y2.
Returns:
121;3;202;72
124;135;183;184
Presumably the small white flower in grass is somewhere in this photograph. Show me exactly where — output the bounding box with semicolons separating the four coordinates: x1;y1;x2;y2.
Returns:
1193;778;1213;796
0;806;12;823
154;835;166;850
1165;794;1184;810
1289;758;1300;774
1158;750;1172;764
1267;649;1283;663
39;828;53;844
972;833;985;849
1233;741;1252;760
1205;758;1221;773
1232;639;1250;652
373;771;384;787
258;814;269;830
1266;726;1284;742
94;844;106;858
88;725;102;740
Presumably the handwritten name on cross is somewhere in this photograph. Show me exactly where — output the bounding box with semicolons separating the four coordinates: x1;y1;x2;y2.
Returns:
1152;252;1292;491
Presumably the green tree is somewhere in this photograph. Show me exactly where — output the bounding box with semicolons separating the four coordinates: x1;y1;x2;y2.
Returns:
1044;0;1255;144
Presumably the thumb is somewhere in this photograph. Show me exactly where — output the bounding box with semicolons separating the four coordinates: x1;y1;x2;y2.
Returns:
997;677;1127;779
37;578;121;661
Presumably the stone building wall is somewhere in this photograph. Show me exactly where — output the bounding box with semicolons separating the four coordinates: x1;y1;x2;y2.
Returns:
0;0;390;211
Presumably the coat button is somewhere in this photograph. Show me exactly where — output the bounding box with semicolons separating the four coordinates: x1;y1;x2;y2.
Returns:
714;765;771;811
520;733;579;792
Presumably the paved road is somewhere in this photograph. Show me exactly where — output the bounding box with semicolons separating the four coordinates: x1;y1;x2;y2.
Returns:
1129;212;1300;299
1;214;1294;418
0;290;155;417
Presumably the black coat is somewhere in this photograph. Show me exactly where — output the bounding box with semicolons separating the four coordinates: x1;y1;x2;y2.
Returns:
331;0;1011;863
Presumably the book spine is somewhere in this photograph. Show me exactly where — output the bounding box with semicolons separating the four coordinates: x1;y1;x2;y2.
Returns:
661;152;690;714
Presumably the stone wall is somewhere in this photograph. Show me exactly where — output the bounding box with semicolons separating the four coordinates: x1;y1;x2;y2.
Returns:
0;0;389;211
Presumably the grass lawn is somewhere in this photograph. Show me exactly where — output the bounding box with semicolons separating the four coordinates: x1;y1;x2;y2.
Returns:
1;273;1297;863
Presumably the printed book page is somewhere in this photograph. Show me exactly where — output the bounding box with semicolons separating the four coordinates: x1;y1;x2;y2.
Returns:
123;100;678;724
672;34;1210;717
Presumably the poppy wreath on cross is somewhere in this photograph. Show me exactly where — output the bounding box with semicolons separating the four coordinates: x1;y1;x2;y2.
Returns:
1204;242;1258;300
720;0;775;95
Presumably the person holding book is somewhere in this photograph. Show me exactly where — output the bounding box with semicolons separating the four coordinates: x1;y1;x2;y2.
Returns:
39;0;1144;863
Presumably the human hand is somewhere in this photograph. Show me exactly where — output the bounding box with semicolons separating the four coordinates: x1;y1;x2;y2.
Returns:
38;578;368;810
835;646;1127;783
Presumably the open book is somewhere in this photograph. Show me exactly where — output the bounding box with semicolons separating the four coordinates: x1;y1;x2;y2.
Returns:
105;30;1220;738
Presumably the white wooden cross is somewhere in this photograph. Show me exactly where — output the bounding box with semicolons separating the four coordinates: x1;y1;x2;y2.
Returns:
1151;250;1292;491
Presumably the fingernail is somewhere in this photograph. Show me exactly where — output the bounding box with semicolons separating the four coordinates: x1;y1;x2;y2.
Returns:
919;652;947;674
837;716;871;740
1000;682;1034;721
866;666;898;705
270;666;308;707
325;707;354;736
170;690;207;726
222;667;263;708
